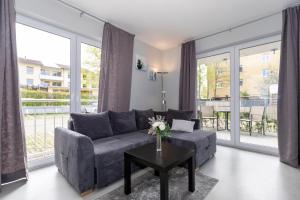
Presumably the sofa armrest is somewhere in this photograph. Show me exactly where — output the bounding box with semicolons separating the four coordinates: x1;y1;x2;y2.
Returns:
191;118;201;130
54;127;94;193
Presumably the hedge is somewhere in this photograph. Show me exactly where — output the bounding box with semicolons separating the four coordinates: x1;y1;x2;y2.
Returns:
21;89;97;106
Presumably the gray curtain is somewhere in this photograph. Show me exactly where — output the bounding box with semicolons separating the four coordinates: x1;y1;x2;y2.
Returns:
278;5;300;168
179;40;196;113
0;0;27;187
98;23;135;112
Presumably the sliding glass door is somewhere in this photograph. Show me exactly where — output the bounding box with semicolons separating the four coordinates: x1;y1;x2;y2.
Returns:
80;42;101;113
16;23;71;161
238;41;280;149
197;36;280;153
197;51;232;142
16;17;101;167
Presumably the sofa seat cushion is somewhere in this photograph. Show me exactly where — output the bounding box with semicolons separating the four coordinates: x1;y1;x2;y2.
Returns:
167;129;215;151
93;131;155;168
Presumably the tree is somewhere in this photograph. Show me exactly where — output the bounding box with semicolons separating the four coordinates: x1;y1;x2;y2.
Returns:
83;46;101;68
81;45;101;100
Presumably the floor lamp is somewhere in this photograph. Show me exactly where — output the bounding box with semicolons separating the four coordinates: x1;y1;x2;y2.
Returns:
157;71;168;111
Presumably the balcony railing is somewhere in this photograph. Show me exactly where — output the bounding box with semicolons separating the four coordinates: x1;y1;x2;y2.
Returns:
39;74;63;81
22;99;97;161
196;97;278;134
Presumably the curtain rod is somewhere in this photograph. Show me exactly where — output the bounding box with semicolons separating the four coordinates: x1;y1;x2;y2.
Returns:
193;11;281;41
57;0;300;42
193;2;300;41
57;0;107;23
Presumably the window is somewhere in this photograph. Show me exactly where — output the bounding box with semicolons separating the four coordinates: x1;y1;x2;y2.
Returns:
53;71;62;77
40;81;49;87
26;66;34;74
216;81;224;88
26;79;33;86
239;79;243;86
52;81;62;87
261;54;272;64
16;16;101;168
80;42;101;113
197;52;231;141
262;69;270;78
239;65;244;72
16;23;70;162
216;69;223;75
41;69;50;75
239;41;280;148
197;35;280;154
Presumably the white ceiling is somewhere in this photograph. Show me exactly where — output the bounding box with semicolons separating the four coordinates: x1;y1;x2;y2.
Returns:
63;0;298;50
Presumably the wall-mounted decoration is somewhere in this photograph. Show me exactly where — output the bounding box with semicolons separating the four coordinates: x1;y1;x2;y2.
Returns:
147;69;157;81
135;55;147;71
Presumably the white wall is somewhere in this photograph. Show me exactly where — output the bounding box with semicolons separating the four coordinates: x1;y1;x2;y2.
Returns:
162;46;181;109
161;14;282;109
15;0;163;110
130;41;162;110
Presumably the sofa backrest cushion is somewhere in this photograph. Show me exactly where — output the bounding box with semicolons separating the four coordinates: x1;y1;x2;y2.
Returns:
134;109;154;130
109;110;138;135
166;109;193;126
70;112;113;140
154;111;167;119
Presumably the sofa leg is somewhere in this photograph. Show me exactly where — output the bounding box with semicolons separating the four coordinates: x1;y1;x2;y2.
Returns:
80;189;94;197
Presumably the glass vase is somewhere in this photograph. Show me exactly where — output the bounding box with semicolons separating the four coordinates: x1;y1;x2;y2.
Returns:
156;135;162;152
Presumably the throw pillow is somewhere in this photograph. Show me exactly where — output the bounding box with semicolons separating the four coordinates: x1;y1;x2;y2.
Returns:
134;109;155;130
70;112;113;140
166;109;193;126
109;110;138;135
171;119;195;133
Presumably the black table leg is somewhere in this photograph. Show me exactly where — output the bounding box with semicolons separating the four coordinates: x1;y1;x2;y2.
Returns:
188;156;195;192
154;169;160;176
124;154;131;195
160;171;169;200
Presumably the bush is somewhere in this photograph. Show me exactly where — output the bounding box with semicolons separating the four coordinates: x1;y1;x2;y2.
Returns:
21;89;97;106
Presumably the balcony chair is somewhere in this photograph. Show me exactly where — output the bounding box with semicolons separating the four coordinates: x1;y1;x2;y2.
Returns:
266;105;277;133
198;106;217;129
240;106;265;136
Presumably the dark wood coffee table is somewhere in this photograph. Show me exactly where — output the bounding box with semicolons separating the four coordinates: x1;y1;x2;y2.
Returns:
124;142;195;200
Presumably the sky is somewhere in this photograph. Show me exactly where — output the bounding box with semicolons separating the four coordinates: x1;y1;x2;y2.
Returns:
16;23;70;65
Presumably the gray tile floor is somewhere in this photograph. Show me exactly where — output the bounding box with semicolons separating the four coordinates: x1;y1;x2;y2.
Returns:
1;146;300;200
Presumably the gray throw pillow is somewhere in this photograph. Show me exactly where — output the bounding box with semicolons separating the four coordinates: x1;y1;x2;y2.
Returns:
166;109;193;126
70;112;113;140
109;111;138;135
134;109;155;130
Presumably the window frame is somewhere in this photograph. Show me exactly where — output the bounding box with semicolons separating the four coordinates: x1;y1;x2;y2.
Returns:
26;66;34;74
196;47;235;145
196;35;281;156
16;14;101;169
77;37;101;113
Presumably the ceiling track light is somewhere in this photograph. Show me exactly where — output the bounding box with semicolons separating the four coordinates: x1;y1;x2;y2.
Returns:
80;11;84;18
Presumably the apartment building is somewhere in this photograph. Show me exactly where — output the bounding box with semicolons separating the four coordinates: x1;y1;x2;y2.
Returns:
18;57;70;92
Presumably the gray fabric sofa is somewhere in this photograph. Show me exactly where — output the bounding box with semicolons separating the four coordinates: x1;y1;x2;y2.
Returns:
54;109;216;194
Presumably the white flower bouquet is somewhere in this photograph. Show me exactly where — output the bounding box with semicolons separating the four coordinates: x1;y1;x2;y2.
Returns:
148;115;171;151
148;115;171;137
